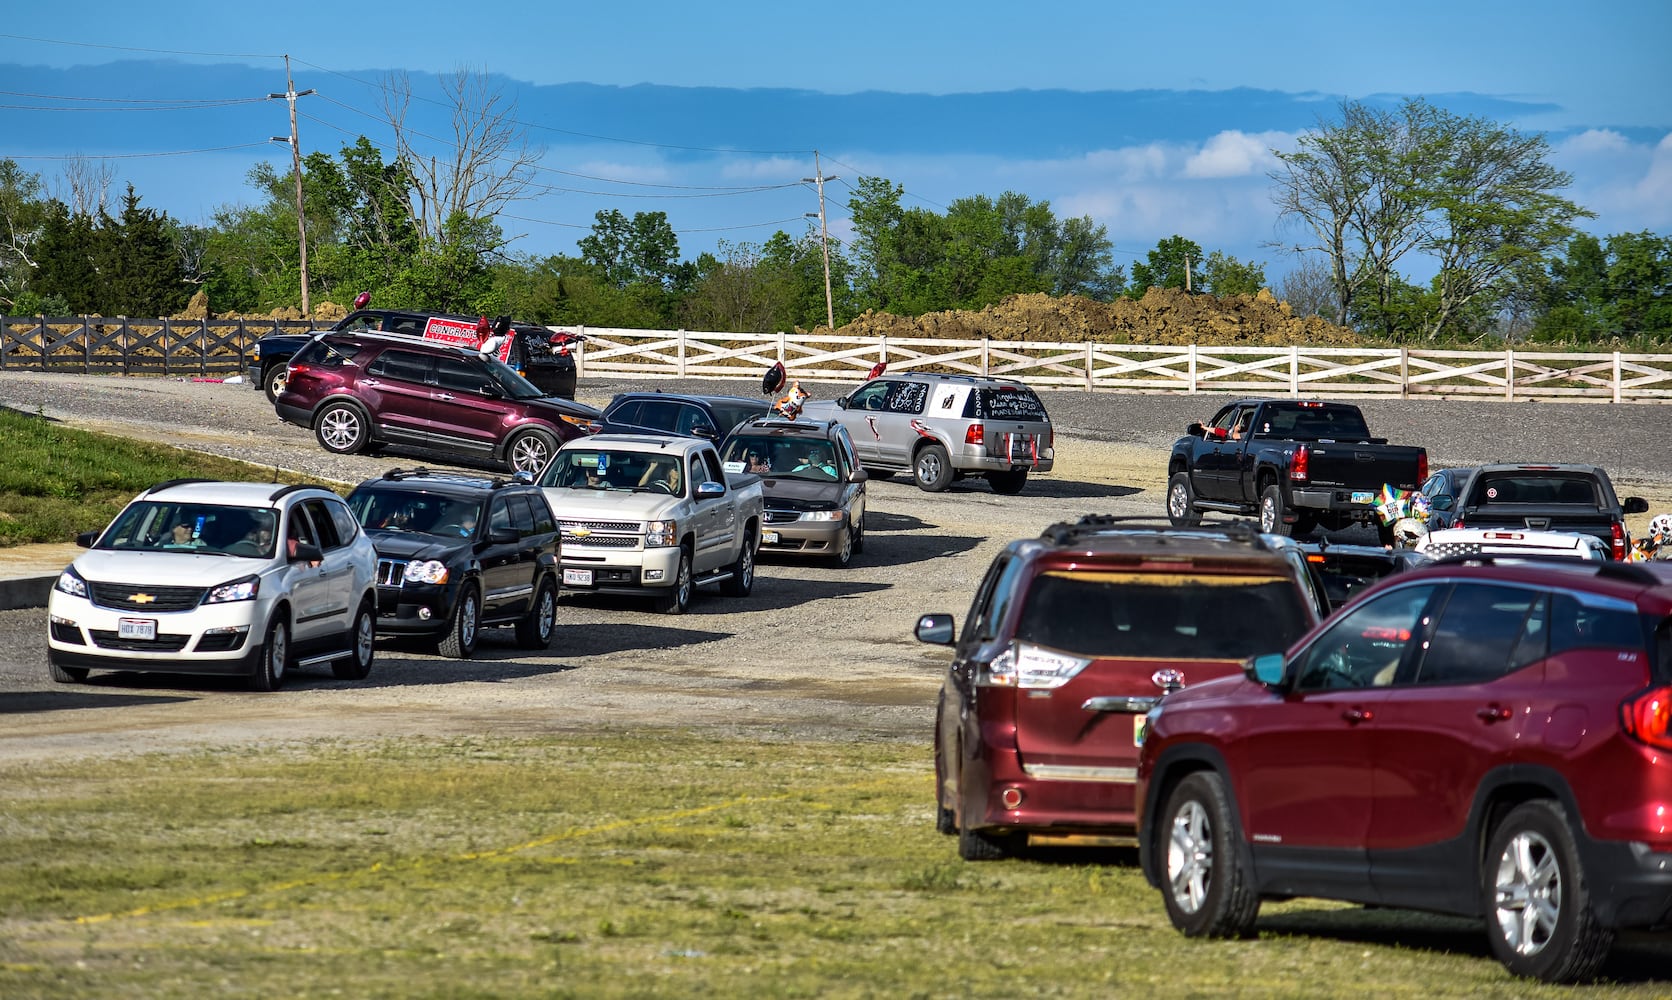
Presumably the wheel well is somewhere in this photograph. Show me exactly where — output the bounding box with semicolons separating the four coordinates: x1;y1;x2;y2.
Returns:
313;396;368;427
1169;458;1187;477
1256;469;1278;495
912;436;948;458
1475;781;1562;864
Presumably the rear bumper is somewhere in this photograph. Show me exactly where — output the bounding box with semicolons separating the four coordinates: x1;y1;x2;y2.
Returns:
962;725;1140;839
1579;837;1672;929
274;400;312;429
1289;487;1385;519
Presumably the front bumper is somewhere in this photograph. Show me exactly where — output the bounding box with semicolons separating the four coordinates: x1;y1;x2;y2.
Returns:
759;516;845;557
47;592;264;674
247;363;265;389
372;582;460;638
558;544;682;597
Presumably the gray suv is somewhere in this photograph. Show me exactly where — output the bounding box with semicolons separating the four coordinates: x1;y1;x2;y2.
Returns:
802;374;1054;493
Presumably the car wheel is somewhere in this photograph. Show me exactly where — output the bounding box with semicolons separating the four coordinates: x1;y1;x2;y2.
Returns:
721;538;754;597
958;822;1019;862
505;429;557;476
1259;484;1294;537
851;513;866;555
315;401;370;455
654;549;693;614
331;598;376;680
515;576;558;649
985;470;1029;495
48;657;89;684
249;615;290;692
1483;800;1613;983
1158;771;1260;937
437;584;480;658
264;364;288;403
1167;472;1203;527
914;445;954;492
832;522;854;567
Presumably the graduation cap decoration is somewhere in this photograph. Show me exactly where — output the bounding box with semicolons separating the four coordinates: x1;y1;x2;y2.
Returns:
762;361;786;396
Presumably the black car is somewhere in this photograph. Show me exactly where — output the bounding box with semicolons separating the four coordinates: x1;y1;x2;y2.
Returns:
1418;466;1478;530
1267;537;1431;612
249;309;582;402
719;416;869;566
598;392;771;441
344;467;562;657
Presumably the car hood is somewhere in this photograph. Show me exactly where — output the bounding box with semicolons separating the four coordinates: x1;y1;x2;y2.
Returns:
798;400;842;418
71;549;270;584
363;531;472;562
524;396;603;420
541;487;680;521
759;477;844;509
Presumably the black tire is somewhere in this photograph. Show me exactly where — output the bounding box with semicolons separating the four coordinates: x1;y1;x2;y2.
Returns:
48;658;89;684
985;469;1029;495
862;467;895;481
914;444;954;492
505;429;557;476
331;598;376;681
1167;472;1203;527
1258;484;1294;537
249;614;289;692
851;513;866;555
515;576;558;649
654;549;693;614
437;584;480;658
263;364;288;403
1157;771;1260;938
958;822;1019;862
720;537;755;597
314;401;370;455
1293;514;1319;538
1483;800;1613;983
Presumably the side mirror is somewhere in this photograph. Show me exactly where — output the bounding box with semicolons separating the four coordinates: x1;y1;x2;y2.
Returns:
836;397;850;410
1245;652;1286;687
915;613;956;646
849;468;869;484
290;541;323;564
696;481;725;499
1186;421;1205;436
1431;495;1454;511
487;526;519;544
1624;496;1650;515
691;424;717;440
76;530;99;548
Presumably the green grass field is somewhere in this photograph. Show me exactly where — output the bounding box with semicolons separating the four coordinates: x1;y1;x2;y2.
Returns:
1;731;1666;999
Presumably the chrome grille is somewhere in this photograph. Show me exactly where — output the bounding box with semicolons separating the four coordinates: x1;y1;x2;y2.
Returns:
87;582;206;612
564;534;640;550
763;509;802;524
376;559;408;587
560;519;640;533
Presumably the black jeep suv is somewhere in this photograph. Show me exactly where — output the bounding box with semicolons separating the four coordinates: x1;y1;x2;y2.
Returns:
345;467;562;657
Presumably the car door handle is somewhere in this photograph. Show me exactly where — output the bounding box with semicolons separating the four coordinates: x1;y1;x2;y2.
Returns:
1082;695;1161;713
1342;707;1374;724
1476;705;1512;723
435;393;454;401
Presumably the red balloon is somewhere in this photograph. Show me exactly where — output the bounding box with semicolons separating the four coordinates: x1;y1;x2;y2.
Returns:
867;362;887;380
352;291;370;310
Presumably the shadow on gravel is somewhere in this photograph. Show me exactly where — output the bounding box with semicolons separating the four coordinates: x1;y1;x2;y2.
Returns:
844;531;984;569
872;477;1142;501
382;623;731;660
349;650;585;688
0;690;194;713
563;576;892;615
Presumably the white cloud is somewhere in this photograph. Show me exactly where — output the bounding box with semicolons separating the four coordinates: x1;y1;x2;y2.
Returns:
1183;130;1291;179
1558;128;1633;157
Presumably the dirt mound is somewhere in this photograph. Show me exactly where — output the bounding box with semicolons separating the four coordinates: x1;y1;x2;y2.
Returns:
172;291;346;324
827;288;1364;347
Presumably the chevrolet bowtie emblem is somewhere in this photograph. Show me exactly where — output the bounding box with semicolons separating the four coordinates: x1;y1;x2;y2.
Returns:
129;593;157;604
571;528;592;538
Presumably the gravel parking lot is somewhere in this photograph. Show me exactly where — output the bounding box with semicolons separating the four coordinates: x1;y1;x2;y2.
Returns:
3;370;1671;764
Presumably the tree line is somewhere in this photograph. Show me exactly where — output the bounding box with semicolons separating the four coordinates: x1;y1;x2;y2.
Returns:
0;89;1666;345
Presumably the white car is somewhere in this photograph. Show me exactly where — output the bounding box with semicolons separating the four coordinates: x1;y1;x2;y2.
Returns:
1415;527;1609;562
47;480;380;691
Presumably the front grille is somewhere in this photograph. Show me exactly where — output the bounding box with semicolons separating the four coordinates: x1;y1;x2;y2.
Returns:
87;582;206;612
763;509;802;524
376;558;408;587
564;534;640;550
560;519;639;533
89;630;192;652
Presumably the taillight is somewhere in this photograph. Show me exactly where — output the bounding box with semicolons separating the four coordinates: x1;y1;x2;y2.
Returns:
975;643;1091;689
1621;686;1672;751
1417;450;1429;484
965;424;984;446
1612;521;1627;561
1454;517;1465;529
1290;444;1310;483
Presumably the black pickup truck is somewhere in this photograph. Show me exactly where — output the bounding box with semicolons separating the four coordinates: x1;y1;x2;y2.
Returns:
1166;399;1428;543
1447;463;1648;561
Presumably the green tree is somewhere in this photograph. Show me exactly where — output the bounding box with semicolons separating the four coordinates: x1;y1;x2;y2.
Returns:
846;176;906;313
0;159;48;310
1201;251;1267;297
31;202;100;314
96;185;190;316
577;209;681;290
1129;235;1204;294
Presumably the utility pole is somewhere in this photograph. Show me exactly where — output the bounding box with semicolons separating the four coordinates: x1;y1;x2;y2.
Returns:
268;56;316;316
802;152;839;331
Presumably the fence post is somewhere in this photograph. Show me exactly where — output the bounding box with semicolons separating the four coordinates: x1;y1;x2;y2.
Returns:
981;338;990;376
1613;352;1622;404
678;329;686;377
777;331;786;366
83;315;91;374
1400;347;1409;399
1505;348;1514;401
1289;346;1299;397
880;334;888;367
1188;344;1197;393
575;326;586;378
1084;341;1094;391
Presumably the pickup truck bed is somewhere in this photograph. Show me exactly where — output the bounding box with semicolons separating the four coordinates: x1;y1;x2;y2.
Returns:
1451;464;1647;561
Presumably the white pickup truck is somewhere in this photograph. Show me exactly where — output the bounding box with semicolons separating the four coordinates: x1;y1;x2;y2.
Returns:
535;434;763;613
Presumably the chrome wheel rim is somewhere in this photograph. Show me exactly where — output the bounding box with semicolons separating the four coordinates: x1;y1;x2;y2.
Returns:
320;408;360;450
1168;482;1189;519
740;544;754;587
537;587;556;641
917;453;942;484
1166;800;1213;914
460;595;478;647
510;436;549;473
354;610;374;666
268;369;287;398
1260;495;1277;532
269;623;288;683
1493;830;1561;957
836;526;853;564
676;558;692;607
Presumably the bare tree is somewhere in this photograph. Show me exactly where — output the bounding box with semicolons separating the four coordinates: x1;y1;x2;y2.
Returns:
380;67;540;246
1275;255;1340;322
55;155;117;218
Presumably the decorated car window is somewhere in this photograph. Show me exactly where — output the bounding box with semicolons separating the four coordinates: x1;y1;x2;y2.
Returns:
968;386;1048;420
1412;583;1543;686
884;381;929;414
1294;584;1440;690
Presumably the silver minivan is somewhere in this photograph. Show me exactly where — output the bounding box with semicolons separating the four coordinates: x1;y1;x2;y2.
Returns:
802;374;1054;494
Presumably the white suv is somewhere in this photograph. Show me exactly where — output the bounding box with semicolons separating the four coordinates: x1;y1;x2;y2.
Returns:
47;480;380;691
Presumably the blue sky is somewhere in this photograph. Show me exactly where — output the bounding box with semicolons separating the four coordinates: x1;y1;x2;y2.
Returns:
2;1;1669;287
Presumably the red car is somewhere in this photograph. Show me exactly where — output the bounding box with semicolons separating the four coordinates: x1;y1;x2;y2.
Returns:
914;518;1320;861
1137;556;1672;983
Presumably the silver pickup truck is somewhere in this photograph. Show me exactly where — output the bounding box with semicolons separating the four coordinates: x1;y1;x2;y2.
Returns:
535;434;763;613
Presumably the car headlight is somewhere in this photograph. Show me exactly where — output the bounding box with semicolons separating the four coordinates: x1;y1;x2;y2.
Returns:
206;575;260;604
251;344;262;361
403;560;450;584
645;520;677;547
799;510;846;522
54;566;88;599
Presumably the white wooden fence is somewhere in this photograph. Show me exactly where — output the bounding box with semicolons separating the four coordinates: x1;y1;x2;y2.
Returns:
557;326;1672;403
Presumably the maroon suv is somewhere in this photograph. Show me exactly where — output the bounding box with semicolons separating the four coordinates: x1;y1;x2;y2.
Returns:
1137;556;1672;983
275;332;599;475
914;517;1320;861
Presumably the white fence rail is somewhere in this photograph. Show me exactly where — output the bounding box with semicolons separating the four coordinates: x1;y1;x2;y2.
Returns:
560;326;1672;403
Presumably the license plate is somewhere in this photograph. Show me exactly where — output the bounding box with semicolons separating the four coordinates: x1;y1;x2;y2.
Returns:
1351;491;1375;505
118;618;157;641
761;531;780;544
562;568;593;587
1008;435;1035;462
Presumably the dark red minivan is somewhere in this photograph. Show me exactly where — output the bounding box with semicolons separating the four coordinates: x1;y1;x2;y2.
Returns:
915;518;1320;861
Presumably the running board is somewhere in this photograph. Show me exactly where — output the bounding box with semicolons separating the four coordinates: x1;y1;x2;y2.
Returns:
295;649;349;669
693;568;733;587
1191;500;1252;515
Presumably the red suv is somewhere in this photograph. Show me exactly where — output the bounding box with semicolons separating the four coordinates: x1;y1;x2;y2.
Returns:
914;518;1320;861
1136;556;1672;983
276;332;599;475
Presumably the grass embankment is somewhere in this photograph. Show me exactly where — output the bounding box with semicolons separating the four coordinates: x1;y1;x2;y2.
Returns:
1;732;1666;999
0;406;328;546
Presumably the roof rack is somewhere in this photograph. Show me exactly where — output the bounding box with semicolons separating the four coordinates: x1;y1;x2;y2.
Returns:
380;466;512;489
744;416;838;431
143;478;214;496
1038;515;1263;548
267;483;321;502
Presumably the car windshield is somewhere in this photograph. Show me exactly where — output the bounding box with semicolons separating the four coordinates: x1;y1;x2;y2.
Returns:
1255;403;1371;441
481;357;547;400
538;450;684;495
1014;570;1311;660
721;435;838;481
347;489;484;538
95;501;279;558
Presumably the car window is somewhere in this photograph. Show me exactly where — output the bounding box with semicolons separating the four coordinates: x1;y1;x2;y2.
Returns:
294;338;362;367
523;493;555;534
1471;473;1601;506
708;403;764;436
835;426;859;472
1294;584;1441;690
1412;583;1543;686
324;498;360;546
1015;571;1312;660
605;399;643;426
885;381;929;415
966;386;1049;420
675;405;707;436
507;494;535;535
636;400;684;432
848;382;890;412
1548;590;1645;655
971;556;1029;644
488;497;515;535
367;349;434;385
286;505;317;547
434;356;493;394
700;450;725;484
1257;403;1371;440
1209;407;1238;433
960;554;1013;651
302;499;344;550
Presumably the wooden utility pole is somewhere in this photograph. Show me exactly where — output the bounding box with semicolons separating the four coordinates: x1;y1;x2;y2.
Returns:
802;152;840;331
268;56;316;316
